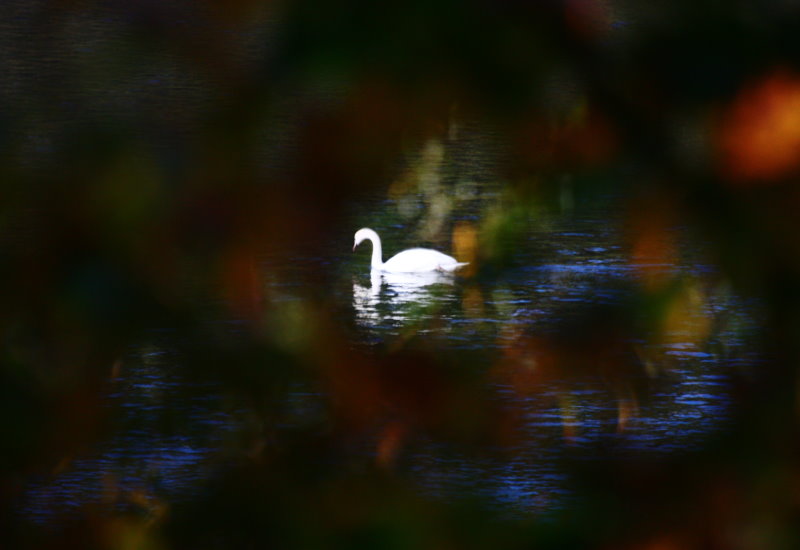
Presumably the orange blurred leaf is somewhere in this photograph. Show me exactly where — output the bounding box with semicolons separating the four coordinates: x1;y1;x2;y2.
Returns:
452;221;478;276
220;244;264;322
718;70;800;183
376;421;408;469
629;213;678;292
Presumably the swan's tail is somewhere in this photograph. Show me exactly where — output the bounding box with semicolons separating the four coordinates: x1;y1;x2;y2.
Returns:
437;262;470;273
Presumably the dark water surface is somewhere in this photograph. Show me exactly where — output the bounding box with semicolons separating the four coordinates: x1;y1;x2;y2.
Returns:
18;187;761;525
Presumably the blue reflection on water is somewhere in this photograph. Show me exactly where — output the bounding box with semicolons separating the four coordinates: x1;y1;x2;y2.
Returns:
19;343;237;527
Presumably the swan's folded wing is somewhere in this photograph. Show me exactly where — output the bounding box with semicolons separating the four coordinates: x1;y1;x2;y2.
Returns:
383;248;460;272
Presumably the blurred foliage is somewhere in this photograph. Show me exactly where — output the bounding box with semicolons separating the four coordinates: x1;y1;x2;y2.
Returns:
2;0;800;549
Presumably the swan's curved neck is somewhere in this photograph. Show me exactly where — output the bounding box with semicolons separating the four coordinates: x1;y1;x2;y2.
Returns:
366;230;384;269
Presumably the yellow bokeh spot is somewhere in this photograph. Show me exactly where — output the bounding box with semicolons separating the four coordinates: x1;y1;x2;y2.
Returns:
660;280;711;348
452;220;478;276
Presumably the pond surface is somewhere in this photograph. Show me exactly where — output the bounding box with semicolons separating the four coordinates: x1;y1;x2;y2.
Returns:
341;189;760;514
18;184;762;526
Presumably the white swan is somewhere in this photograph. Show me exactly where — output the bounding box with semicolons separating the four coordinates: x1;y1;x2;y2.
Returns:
353;227;468;273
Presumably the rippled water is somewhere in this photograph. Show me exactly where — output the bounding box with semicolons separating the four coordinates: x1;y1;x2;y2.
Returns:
341;194;760;514
17;188;761;525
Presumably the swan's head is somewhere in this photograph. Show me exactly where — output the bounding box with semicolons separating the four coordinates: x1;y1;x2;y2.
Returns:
353;228;375;251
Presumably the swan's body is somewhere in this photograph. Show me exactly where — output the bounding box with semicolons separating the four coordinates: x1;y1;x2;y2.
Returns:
353;227;468;273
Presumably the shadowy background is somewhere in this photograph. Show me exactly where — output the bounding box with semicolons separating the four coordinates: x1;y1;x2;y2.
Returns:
2;1;800;548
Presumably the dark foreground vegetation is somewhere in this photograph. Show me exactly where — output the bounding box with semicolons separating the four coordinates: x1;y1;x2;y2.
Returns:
2;1;800;548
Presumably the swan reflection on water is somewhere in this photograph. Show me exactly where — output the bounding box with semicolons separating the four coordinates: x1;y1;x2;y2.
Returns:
353;269;456;325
